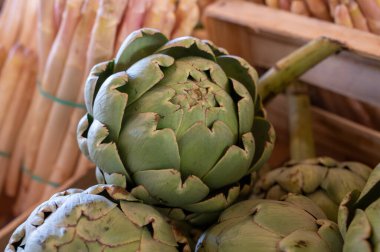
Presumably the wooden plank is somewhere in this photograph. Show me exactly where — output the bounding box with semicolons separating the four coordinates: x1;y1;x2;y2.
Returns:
266;95;380;167
0;169;97;250
205;1;380;108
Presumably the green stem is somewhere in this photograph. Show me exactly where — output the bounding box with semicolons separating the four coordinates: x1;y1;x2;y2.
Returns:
258;37;343;102
287;81;315;161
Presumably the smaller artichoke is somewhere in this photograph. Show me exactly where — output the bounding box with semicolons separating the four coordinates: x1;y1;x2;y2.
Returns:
338;163;380;252
254;156;372;221
196;194;343;252
6;185;191;252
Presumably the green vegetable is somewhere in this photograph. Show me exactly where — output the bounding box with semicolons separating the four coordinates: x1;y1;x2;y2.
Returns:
6;185;191;252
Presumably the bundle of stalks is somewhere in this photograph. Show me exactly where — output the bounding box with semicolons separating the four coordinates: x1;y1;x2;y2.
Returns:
0;49;37;194
21;0;100;209
13;0;85;213
0;0;201;215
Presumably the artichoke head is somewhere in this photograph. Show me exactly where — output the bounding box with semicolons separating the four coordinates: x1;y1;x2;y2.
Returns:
254;157;372;221
77;28;275;221
6;185;191;252
338;163;380;252
196;194;343;252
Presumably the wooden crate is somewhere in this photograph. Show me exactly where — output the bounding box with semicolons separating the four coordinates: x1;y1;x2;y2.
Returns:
205;1;380;167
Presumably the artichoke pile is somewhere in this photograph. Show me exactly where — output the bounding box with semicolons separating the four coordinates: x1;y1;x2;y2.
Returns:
77;28;275;224
338;164;380;252
6;185;191;252
254;157;372;221
5;28;378;252
196;194;343;251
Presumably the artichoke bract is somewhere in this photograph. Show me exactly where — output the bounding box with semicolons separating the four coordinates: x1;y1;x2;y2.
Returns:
338;163;380;252
254;157;372;221
6;185;191;252
77;28;275;222
196;194;343;252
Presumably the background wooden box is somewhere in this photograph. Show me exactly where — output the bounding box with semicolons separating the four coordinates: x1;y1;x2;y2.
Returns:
205;0;380;167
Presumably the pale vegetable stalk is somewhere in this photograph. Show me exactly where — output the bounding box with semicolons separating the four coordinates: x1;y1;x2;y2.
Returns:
143;0;176;38
37;0;58;75
348;0;369;31
18;0;39;51
43;0;127;198
0;45;25;128
25;0;99;207
115;0;151;50
265;0;280;8
54;0;66;30
0;0;26;52
0;45;6;71
279;0;291;10
0;49;37;194
356;0;380;21
334;4;353;28
171;0;200;38
304;0;332;21
327;0;339;17
291;0;311;16
16;0;85;213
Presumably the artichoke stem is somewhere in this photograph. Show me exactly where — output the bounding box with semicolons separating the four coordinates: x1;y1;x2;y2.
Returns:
258;37;343;103
287;81;316;161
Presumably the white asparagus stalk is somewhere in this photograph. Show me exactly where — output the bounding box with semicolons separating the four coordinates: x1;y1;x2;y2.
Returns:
0;45;6;71
279;0;291;10
304;0;332;20
0;49;37;193
115;0;151;50
37;0;58;76
17;0;85;212
18;0;39;51
171;0;200;38
356;0;380;21
0;45;25;128
54;0;67;30
24;0;98;207
143;0;176;38
334;4;354;27
1;0;26;51
43;0;127;198
327;0;339;17
74;154;94;177
348;0;369;31
291;0;311;16
367;18;380;34
265;0;280;8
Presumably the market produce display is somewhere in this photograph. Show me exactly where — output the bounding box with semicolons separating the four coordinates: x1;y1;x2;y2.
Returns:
202;0;380;35
338;163;380;252
6;184;192;251
0;0;200;216
1;0;380;251
196;194;343;251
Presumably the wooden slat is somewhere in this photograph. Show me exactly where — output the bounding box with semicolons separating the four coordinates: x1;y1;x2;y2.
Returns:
266;95;380;167
205;1;380;108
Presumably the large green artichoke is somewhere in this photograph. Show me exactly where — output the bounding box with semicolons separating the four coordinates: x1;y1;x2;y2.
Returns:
338;163;380;252
196;194;343;252
254;157;372;221
77;28;275;223
6;185;191;252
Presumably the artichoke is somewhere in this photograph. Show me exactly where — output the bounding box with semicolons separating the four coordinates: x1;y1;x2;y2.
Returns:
196;193;343;252
77;28;275;223
338;163;380;252
254;156;372;221
6;185;191;252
